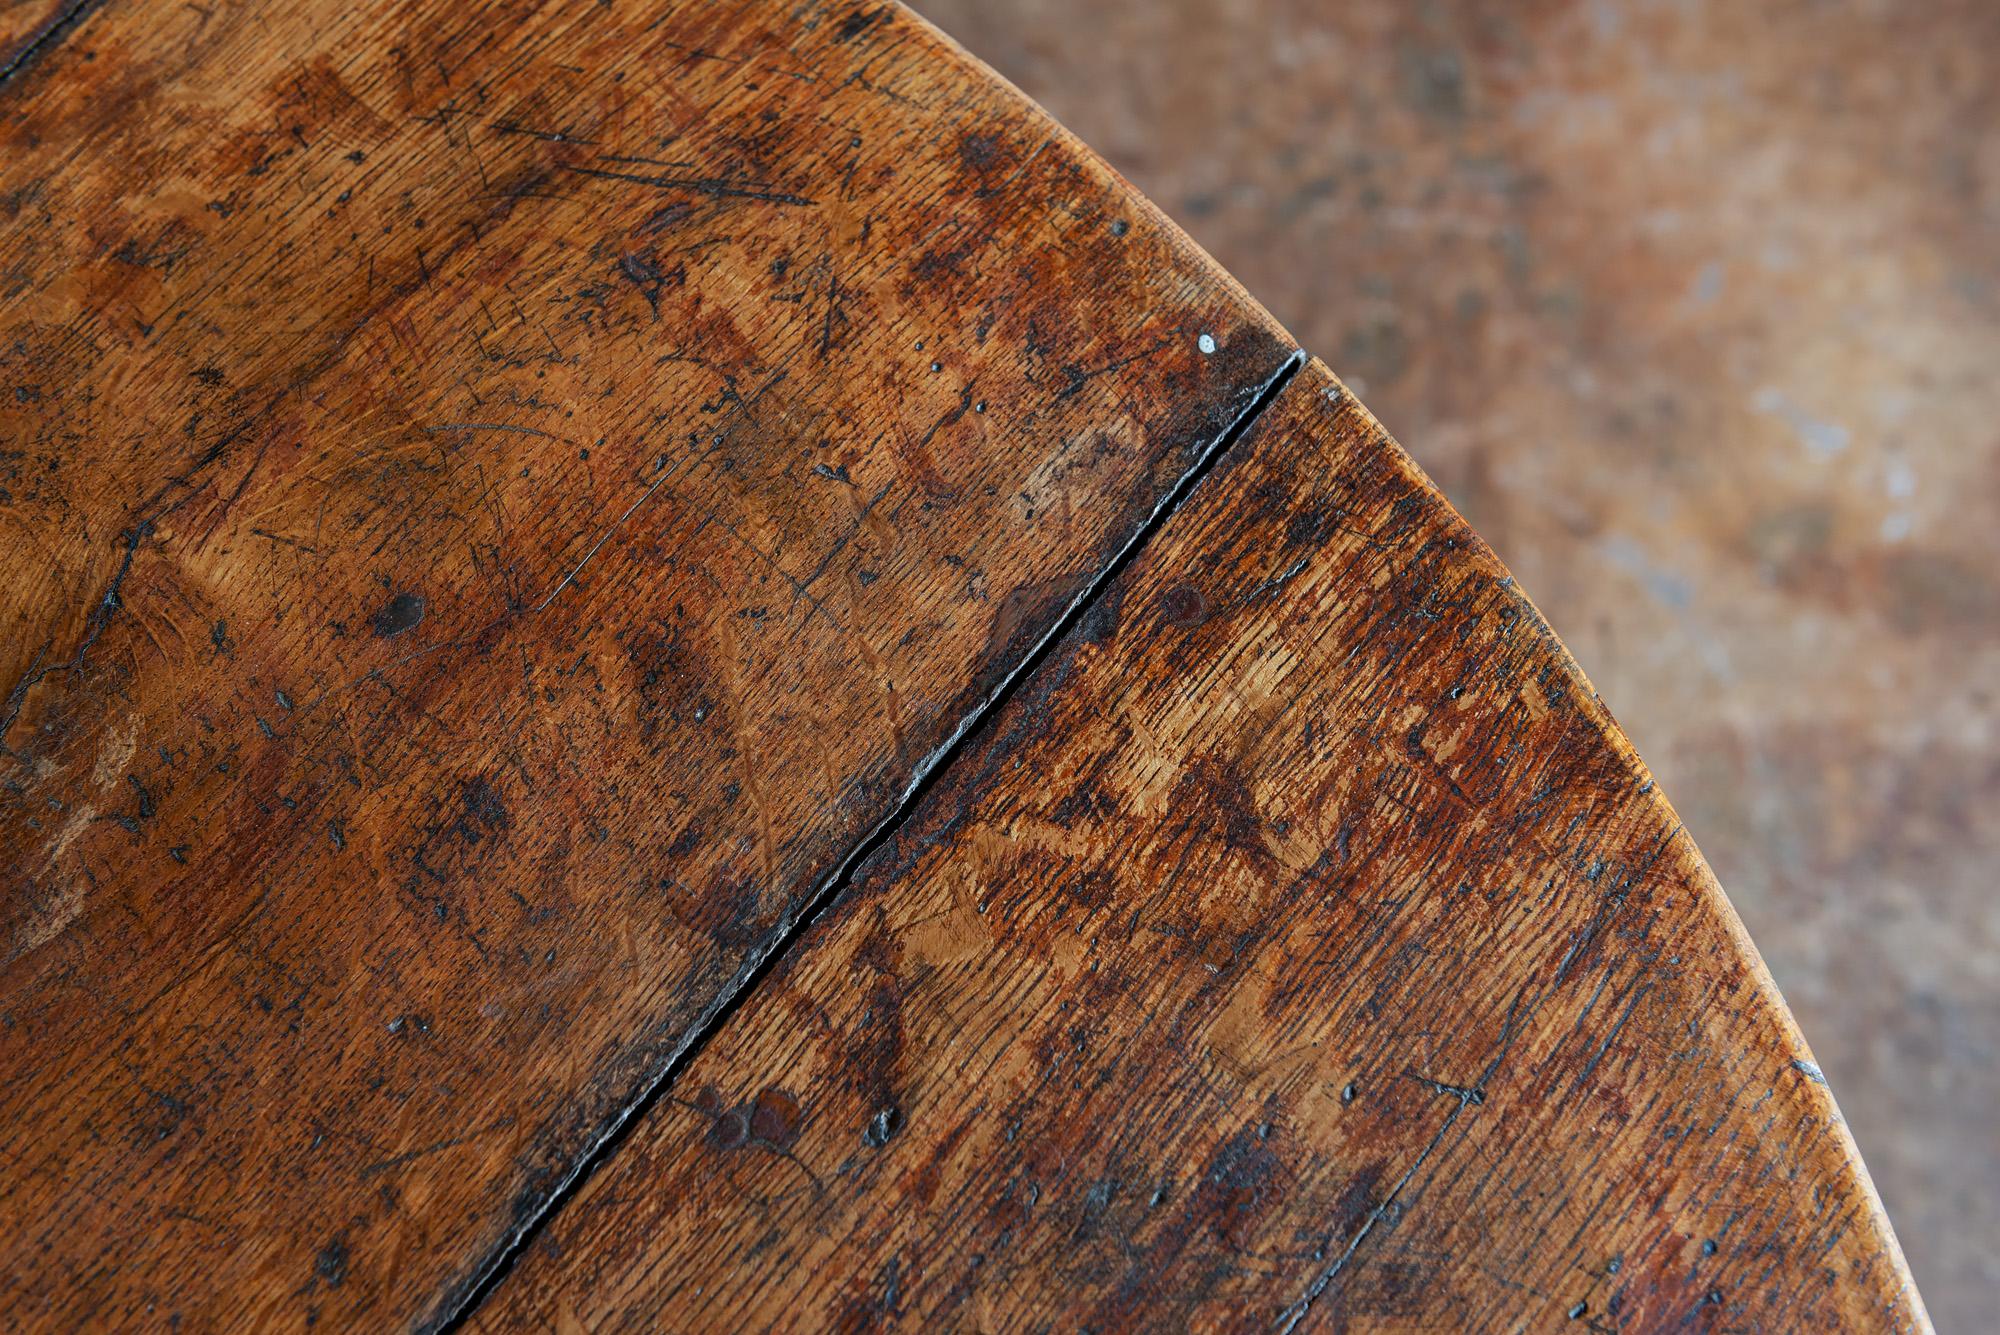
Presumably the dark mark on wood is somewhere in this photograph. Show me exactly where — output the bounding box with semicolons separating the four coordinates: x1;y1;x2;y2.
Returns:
371;592;426;638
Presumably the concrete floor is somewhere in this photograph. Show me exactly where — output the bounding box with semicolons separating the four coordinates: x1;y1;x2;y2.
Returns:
916;0;2000;1323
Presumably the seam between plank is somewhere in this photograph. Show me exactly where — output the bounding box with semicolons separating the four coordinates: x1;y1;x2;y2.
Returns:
428;345;1306;1332
0;0;104;93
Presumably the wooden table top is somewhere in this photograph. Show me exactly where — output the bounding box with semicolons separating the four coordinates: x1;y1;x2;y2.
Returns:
0;1;1924;1329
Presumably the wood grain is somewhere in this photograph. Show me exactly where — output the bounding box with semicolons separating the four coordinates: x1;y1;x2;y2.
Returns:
0;0;1290;1326
477;359;1925;1332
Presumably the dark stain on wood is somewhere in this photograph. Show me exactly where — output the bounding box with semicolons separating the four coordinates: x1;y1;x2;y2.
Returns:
0;0;95;90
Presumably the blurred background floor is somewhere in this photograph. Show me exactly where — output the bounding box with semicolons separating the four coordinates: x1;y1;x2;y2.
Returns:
916;0;1999;1323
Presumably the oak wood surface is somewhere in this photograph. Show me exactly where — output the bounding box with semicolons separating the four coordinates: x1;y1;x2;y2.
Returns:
0;0;1929;1330
477;360;1925;1332
0;0;1290;1326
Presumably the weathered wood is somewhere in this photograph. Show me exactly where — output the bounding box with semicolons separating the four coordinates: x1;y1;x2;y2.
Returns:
477;359;1925;1331
0;0;1291;1326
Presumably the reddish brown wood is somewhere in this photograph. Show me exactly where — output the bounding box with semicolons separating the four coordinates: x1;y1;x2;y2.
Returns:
0;0;1290;1326
1;0;1928;1329
477;359;1925;1332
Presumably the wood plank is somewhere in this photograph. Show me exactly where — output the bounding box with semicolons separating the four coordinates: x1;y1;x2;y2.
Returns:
475;358;1925;1331
0;1;1293;1326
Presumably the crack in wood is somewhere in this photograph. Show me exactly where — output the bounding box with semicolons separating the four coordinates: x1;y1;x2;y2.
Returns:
427;349;1306;1333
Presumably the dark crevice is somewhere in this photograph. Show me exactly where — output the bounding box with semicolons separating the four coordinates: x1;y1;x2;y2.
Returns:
428;345;1305;1331
0;0;103;92
1276;1098;1468;1334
